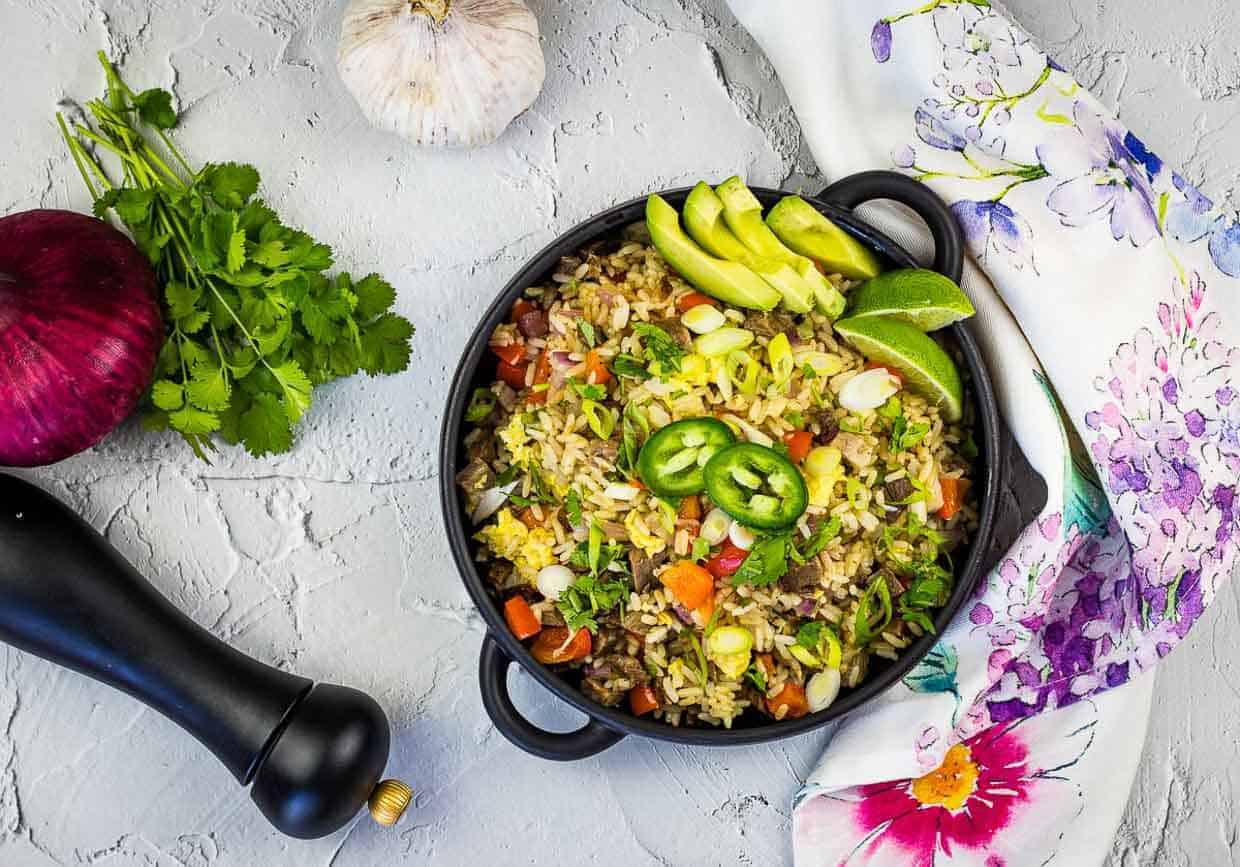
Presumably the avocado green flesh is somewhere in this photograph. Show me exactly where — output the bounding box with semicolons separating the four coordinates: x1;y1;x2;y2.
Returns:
766;196;882;280
797;260;847;319
646;195;781;311
685;182;814;314
714;177;816;312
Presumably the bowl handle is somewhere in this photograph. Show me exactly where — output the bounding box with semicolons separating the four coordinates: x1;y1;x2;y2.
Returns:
817;170;964;282
479;634;625;760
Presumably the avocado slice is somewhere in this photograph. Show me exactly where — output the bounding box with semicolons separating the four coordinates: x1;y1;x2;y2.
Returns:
684;182;816;314
796;260;847;319
646;195;781;311
766;196;882;280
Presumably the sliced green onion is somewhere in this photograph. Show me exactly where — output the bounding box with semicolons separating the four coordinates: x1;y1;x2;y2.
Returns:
768;333;795;387
854;576;893;645
695;327;755;357
581;400;616;440
682;305;727;334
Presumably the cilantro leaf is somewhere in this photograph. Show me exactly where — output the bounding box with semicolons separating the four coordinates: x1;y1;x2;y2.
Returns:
353;273;397;320
58;54;416;462
891;415;931;452
133;88;177;129
612;353;652;380
795;621;824;650
203;162;260;210
579;320;596;348
633;323;685;374
730;535;790;588
238;393;293;457
565;488;583;528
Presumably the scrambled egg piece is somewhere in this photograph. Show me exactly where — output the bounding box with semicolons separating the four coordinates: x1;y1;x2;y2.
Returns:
625;509;667;558
499;415;534;465
672;353;712;388
807;468;845;508
474;508;556;583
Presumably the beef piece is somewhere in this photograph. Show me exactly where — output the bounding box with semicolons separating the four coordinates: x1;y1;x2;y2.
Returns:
815;412;840;445
581;677;627;707
455;458;494;495
652;317;692;350
540;606;566;627
884;477;916;504
836;432;876;469
629;547;668;593
745;311;796;340
781;557;825;593
593;653;650;684
517;309;549;338
622;609;651;635
495;383;518;412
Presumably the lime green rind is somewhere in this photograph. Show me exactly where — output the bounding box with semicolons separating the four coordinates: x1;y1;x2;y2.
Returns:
833;316;964;421
847;269;975;331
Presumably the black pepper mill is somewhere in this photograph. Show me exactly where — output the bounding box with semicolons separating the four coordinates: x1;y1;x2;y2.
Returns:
0;473;411;839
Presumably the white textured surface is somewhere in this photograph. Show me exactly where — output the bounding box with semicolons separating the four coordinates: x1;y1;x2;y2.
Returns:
0;1;1234;865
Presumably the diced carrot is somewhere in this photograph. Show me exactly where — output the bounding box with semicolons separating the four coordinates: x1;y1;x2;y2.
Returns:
511;299;537;322
584;350;612;386
629;479;646;491
526;351;554;404
496;359;529;389
629;684;660;716
783;430;814;464
490;339;526;367
517;508;541;528
938;477;969;520
531;627;592;664
864;361;904;386
504;597;542;641
675;292;720;313
678;495;701;521
694;595;715;624
705;541;748;579
766;683;810;719
756;653;776;679
659;561;715;610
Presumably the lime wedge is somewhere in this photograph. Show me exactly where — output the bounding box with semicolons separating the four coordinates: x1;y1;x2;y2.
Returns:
846;269;975;331
833;316;964;421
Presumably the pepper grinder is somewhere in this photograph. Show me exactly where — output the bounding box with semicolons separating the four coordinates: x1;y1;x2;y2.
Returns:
0;473;411;839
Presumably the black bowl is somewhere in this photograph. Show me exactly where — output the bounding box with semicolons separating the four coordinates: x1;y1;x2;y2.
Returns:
440;171;1002;760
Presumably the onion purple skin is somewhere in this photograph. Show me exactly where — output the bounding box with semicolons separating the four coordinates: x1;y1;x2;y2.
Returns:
0;210;162;467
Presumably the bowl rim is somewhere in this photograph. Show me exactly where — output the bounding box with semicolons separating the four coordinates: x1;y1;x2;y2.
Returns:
439;184;1002;746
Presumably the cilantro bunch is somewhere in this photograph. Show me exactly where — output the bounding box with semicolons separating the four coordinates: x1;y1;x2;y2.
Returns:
57;53;414;458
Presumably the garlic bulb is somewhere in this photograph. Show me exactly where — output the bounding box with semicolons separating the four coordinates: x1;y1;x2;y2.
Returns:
338;0;546;148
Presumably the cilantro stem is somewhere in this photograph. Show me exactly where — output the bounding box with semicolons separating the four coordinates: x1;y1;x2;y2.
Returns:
55;114;103;200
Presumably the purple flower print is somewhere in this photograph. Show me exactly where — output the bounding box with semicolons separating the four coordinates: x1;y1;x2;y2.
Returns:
1165;176;1240;277
915;106;967;151
1036;102;1161;247
951;199;1036;271
871;20;893;63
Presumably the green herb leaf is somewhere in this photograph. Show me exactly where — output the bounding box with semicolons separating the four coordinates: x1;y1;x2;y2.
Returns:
745;664;767;692
730;535;790;588
891;415;931;452
579;320;596;348
465;387;496;423
565;488;584;528
854;575;894;645
795;621;824;650
133;88;177;129
633;322;685;374
800;516;842;560
612;353;652;381
571;380;607;401
58;55;415;461
691;535;710;563
557;574;629;635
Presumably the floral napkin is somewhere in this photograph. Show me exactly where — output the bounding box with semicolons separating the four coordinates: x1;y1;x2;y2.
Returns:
726;1;1240;863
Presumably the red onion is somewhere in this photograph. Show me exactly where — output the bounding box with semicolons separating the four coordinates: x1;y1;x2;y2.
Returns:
0;210;162;467
796;598;816;616
672;603;694;624
548;350;575;370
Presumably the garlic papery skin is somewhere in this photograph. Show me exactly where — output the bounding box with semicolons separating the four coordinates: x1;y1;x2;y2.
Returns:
338;0;546;148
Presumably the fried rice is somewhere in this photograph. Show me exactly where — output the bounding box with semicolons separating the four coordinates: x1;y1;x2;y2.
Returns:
458;228;978;728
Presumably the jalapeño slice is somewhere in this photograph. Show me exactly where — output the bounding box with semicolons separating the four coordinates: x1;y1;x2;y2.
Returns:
703;443;808;530
637;418;736;498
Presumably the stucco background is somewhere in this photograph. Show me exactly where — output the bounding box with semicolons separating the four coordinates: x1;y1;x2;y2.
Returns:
0;0;1236;864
